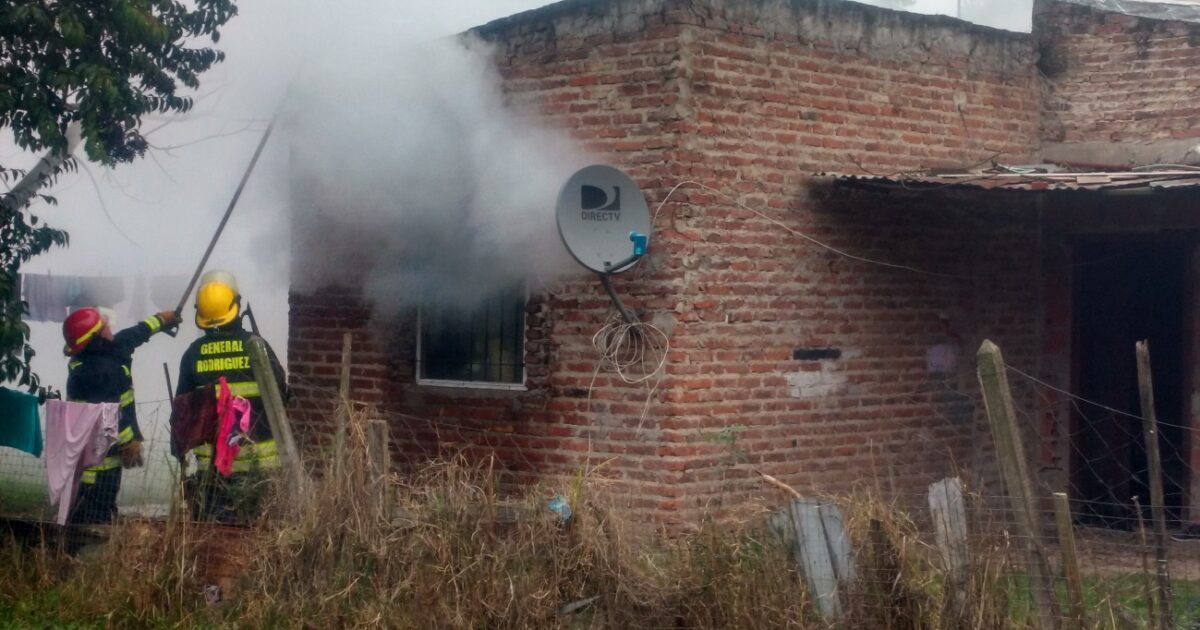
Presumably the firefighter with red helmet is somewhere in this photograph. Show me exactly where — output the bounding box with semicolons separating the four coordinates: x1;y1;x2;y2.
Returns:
63;306;180;524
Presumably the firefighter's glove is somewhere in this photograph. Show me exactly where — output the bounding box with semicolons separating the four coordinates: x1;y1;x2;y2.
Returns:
156;311;182;329
120;440;145;469
156;310;182;337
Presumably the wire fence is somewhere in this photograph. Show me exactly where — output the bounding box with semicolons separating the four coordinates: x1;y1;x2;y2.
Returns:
0;399;181;524
0;396;278;531
4;339;1200;627
282;346;1200;627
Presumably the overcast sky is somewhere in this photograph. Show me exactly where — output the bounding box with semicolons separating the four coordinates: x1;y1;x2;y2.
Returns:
7;0;1037;404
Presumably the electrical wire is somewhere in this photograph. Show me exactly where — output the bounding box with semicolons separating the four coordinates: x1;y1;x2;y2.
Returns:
650;179;966;279
585;175;971;434
79;161;142;248
587;312;670;433
648;178;1194;434
1003;362;1197;432
591;312;669;387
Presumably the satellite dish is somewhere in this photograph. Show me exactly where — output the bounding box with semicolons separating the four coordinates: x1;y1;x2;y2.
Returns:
556;165;651;274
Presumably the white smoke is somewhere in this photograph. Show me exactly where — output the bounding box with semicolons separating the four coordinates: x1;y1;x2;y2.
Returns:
860;0;1034;31
286;35;586;317
961;0;1033;31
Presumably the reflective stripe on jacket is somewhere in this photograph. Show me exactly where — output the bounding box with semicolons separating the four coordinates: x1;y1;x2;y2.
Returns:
194;439;280;472
67;315;166;449
81;456;122;484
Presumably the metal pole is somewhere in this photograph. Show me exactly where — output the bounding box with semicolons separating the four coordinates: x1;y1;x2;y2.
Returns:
172;115;279;317
163;362;188;500
162;362;175;403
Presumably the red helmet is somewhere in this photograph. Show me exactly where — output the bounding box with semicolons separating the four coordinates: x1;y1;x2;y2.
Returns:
63;308;105;356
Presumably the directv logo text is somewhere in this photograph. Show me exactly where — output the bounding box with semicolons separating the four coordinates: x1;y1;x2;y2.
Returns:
581;185;622;221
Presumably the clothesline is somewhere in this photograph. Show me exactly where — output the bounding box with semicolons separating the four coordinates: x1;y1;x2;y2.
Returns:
0;391;174;459
20;272;188;324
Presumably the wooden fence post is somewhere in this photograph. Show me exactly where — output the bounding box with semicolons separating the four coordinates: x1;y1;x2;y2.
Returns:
334;333;352;483
977;339;1060;630
769;500;857;621
368;419;391;519
1134;496;1159;625
1053;492;1086;630
248;336;303;499
929;477;969;616
1136;340;1174;630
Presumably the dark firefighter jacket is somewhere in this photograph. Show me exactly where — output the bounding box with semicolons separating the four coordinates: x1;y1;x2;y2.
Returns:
175;317;288;472
67;315;169;453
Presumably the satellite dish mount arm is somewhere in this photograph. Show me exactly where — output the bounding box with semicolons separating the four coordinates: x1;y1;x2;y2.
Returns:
598;273;638;325
598;231;648;325
602;232;648;275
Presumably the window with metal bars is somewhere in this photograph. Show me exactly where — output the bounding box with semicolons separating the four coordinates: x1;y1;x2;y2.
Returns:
417;285;526;388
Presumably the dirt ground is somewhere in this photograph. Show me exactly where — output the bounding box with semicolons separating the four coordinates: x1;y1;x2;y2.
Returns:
1073;525;1200;581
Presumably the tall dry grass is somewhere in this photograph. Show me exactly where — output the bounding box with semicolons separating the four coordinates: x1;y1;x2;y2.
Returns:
0;408;1168;628
838;487;1017;630
232;409;814;628
0;485;209;627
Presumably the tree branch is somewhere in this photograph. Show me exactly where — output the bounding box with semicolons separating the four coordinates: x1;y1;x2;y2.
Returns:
0;123;82;214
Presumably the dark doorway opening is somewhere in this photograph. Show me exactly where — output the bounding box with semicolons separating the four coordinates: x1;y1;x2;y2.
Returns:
1072;238;1189;527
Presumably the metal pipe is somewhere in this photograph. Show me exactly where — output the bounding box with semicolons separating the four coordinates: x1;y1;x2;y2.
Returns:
162;362;174;402
172;114;279;319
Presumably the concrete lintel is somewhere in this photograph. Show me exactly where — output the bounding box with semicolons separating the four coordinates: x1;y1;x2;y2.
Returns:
1040;140;1200;169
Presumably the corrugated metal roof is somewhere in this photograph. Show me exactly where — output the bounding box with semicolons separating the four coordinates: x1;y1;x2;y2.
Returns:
814;170;1200;193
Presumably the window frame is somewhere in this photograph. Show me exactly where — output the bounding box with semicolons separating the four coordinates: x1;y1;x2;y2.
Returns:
414;285;528;391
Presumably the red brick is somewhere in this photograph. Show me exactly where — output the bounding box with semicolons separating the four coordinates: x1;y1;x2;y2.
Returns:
289;0;1199;525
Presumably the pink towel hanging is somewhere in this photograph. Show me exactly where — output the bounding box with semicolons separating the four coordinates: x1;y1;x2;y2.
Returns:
214;377;252;478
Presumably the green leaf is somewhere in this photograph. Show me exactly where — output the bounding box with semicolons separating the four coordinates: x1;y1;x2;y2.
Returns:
58;12;86;47
0;0;238;388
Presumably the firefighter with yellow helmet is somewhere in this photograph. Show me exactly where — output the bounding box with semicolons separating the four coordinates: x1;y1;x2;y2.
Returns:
176;270;287;522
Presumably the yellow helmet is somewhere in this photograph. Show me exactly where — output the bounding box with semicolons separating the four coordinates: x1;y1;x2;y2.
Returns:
195;270;240;329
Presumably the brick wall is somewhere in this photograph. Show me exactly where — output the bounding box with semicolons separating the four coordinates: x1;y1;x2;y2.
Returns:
659;182;1048;513
288;0;1118;525
684;0;1040;174
291;0;700;522
655;0;1042;514
1036;0;1200;143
